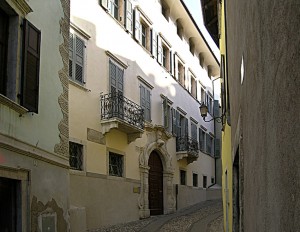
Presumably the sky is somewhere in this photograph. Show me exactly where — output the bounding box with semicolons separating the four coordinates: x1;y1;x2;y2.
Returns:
183;0;220;62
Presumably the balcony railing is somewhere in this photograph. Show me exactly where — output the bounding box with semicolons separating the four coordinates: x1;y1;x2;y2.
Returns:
100;93;144;130
176;136;199;155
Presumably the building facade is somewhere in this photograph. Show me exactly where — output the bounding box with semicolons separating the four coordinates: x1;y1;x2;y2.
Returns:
69;0;220;230
220;0;300;231
0;0;70;231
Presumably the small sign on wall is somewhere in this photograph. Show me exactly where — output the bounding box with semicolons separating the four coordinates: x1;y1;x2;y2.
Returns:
133;186;140;194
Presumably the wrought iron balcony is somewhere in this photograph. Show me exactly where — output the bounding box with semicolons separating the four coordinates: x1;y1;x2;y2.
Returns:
176;136;199;164
100;93;144;143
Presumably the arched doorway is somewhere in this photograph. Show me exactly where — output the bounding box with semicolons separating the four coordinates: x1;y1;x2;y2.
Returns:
148;151;163;215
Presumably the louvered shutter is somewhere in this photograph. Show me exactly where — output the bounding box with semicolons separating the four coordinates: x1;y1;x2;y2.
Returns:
145;88;151;121
134;8;140;42
125;0;133;33
74;36;84;83
140;85;146;119
69;33;74;78
109;60;117;94
184;117;188;137
21;19;41;113
206;134;211;154
151;29;157;59
191;123;197;140
100;0;108;10
172;108;177;136
157;35;162;64
174;55;178;80
163;98;168;128
199;129;203;151
176;111;181;136
214;100;219;117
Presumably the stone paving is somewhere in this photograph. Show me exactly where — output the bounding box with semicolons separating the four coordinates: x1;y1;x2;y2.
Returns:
89;200;223;232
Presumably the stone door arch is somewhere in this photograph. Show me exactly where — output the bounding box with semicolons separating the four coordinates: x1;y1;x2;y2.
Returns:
138;126;176;218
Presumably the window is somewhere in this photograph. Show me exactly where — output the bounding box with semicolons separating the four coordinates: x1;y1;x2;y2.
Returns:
199;128;206;152
176;19;183;39
109;152;124;177
109;60;124;95
100;0;133;32
140;84;151;122
175;54;185;87
0;2;41;113
180;170;186;185
158;35;171;72
211;177;215;184
206;133;214;155
69;33;85;84
193;173;198;187
203;175;207;188
191;75;197;98
69;142;83;170
134;8;152;52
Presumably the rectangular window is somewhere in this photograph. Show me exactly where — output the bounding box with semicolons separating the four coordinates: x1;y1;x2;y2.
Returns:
69;142;83;171
157;35;171;71
69;33;85;84
191;122;197;141
203;175;207;188
140;84;151;122
193;173;198;187
0;3;41;113
180;170;186;185
211;177;215;184
134;8;151;52
199;128;206;152
109;152;124;177
178;62;185;86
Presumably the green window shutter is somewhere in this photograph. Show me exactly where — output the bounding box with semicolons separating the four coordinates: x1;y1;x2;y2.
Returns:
157;35;162;64
100;0;108;10
151;29;157;59
21;19;41;113
134;8;140;42
125;0;133;33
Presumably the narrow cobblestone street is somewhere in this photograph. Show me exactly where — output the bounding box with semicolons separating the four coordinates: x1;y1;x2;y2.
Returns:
89;200;223;232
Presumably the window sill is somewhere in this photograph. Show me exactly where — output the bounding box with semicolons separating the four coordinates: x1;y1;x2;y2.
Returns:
69;79;90;92
70;169;86;176
0;94;28;115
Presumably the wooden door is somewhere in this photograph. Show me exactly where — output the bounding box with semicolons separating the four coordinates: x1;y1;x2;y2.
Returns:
148;151;163;215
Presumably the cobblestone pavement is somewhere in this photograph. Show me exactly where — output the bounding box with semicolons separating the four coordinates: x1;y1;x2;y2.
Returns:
89;200;223;232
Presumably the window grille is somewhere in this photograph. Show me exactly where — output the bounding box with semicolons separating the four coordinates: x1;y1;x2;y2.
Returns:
180;170;186;185
109;152;123;177
69;142;83;170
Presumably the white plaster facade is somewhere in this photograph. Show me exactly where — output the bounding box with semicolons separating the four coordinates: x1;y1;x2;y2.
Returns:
0;0;70;231
69;0;220;230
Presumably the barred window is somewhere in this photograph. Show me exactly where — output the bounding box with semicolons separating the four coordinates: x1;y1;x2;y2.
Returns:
69;142;83;170
109;152;123;177
203;175;207;188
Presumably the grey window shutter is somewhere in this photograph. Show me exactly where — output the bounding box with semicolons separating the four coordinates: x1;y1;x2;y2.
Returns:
184;117;188;136
174;55;178;80
21;19;41;113
157;35;162;64
140;85;147;120
145;88;151;121
69;33;74;78
172;108;177;136
206;133;211;154
75;36;85;83
134;8;140;42
176;111;180;136
109;60;117;93
100;0;108;10
163;98;168;128
125;0;133;33
191;123;197;140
